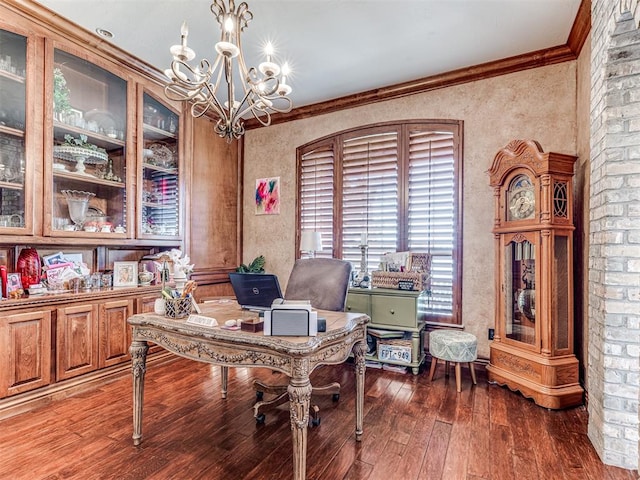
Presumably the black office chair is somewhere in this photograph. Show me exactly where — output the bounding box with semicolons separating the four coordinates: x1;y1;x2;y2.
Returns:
253;257;352;426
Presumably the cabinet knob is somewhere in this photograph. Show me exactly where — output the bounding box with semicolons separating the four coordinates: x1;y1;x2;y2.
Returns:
390;309;395;315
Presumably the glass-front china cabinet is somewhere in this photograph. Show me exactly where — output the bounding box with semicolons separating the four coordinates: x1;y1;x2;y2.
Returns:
0;29;29;233
487;139;583;409
138;92;181;239
47;48;128;237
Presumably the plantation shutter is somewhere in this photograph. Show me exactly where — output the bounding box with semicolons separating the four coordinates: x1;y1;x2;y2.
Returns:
300;146;335;257
342;131;399;272
407;130;456;319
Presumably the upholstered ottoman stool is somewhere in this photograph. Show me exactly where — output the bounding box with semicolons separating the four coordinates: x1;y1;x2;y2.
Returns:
428;330;478;392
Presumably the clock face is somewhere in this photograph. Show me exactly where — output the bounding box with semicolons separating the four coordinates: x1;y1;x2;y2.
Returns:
508;175;535;221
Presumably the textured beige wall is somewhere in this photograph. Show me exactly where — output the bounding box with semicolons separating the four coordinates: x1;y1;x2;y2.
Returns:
242;62;577;358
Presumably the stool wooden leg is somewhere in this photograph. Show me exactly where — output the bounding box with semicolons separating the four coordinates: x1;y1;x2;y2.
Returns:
469;362;477;385
455;362;461;392
428;357;438;381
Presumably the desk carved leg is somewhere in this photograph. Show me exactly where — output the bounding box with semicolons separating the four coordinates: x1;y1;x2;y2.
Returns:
353;340;366;441
221;366;228;399
130;340;149;446
288;361;312;480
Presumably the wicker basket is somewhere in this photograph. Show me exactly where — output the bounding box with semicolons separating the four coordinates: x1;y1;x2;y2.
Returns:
371;271;430;291
164;298;193;318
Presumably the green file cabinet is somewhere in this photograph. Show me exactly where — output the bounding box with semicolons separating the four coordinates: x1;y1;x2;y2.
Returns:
346;288;426;375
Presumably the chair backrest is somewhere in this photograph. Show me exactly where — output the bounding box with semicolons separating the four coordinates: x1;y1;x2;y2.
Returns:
284;258;352;312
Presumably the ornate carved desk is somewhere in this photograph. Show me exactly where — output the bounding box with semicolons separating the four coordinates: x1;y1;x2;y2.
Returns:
127;300;368;480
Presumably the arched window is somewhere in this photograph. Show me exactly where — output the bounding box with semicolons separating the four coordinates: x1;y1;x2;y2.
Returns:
297;120;462;324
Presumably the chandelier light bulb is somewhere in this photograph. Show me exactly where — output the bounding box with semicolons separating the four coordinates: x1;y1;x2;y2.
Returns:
265;42;274;62
224;16;234;33
180;21;189;46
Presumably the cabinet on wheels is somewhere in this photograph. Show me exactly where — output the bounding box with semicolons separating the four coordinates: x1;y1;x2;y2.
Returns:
47;47;130;237
138;90;182;239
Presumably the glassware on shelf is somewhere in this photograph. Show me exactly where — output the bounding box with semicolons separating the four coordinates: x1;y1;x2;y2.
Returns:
53;143;108;175
62;189;95;230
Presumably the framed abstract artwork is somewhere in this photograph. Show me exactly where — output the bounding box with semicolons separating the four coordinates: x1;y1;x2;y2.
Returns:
255;177;280;215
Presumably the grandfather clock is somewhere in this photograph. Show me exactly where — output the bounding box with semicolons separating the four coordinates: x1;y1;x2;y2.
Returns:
487;140;583;409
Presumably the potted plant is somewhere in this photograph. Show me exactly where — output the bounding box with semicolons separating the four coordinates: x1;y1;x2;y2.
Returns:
236;255;265;273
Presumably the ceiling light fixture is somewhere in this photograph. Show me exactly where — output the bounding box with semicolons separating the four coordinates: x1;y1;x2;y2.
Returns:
164;0;293;141
95;28;114;39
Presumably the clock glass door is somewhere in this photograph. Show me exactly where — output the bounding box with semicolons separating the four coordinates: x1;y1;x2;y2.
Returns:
504;238;536;346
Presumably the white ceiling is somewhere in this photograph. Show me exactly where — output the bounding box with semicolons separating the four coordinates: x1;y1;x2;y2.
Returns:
37;0;582;109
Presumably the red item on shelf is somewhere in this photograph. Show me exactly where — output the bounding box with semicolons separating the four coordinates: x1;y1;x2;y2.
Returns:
16;247;41;289
0;265;7;298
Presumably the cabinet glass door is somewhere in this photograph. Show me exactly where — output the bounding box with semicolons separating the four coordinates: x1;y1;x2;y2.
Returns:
139;92;180;238
503;238;536;346
0;29;27;231
50;49;128;236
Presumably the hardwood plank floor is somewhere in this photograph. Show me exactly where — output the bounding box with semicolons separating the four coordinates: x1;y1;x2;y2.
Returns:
0;356;637;480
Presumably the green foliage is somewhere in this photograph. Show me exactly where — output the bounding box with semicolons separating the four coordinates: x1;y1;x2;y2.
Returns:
53;68;71;116
62;134;107;155
236;255;265;273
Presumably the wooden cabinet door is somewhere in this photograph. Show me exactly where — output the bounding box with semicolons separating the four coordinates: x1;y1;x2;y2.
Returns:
136;295;157;314
0;310;52;398
56;304;99;381
99;299;134;368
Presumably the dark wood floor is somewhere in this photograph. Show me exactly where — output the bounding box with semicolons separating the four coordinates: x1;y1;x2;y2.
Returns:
0;356;637;480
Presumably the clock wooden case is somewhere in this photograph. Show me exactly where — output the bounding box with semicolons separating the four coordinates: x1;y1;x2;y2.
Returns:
487;140;583;409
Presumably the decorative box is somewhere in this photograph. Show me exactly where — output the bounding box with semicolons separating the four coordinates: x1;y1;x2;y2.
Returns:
377;339;412;364
241;318;264;333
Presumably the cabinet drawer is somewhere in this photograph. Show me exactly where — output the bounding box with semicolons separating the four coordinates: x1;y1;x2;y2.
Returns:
346;293;370;316
371;295;417;329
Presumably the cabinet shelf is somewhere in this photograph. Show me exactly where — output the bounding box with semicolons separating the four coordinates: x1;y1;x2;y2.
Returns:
0;124;24;138
142;163;177;175
143;123;176;140
0;180;24;190
54;122;126;149
53;170;125;189
0;69;25;84
142;201;177;208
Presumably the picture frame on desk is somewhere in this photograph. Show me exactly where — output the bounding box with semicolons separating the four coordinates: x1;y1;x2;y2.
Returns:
113;261;137;287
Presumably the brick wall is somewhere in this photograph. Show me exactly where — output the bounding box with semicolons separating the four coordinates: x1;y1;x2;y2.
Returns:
588;0;640;470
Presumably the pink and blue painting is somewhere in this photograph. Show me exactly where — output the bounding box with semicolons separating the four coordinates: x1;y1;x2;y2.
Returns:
255;177;280;215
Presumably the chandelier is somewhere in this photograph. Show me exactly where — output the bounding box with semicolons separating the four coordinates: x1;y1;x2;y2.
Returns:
164;0;293;140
